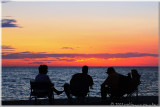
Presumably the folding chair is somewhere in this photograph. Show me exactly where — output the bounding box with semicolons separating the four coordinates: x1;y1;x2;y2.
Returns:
122;79;141;104
106;74;141;104
124;86;139;104
29;79;53;104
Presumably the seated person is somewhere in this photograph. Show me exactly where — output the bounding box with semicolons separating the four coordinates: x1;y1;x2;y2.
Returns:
35;65;63;104
101;67;121;100
101;67;140;101
64;65;93;100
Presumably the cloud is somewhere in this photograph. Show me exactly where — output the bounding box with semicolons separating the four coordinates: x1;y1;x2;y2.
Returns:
42;60;56;61
2;45;15;51
28;62;44;65
61;47;74;50
2;52;158;59
20;51;32;54
28;62;51;65
1;0;10;3
2;45;15;49
3;16;12;17
2;19;22;28
24;58;75;62
56;57;76;62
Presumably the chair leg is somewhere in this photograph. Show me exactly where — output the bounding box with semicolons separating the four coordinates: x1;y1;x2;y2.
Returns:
49;97;54;104
128;94;131;103
29;95;33;105
136;89;138;104
35;97;38;105
87;93;89;97
29;95;32;100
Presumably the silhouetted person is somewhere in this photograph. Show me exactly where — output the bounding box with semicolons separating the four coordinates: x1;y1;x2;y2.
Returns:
35;65;63;104
101;67;141;103
64;65;93;101
101;67;122;100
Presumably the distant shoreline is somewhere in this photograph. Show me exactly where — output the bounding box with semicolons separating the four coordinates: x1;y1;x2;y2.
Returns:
2;96;159;105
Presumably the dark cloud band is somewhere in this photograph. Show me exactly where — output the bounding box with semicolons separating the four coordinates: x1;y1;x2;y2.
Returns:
2;52;158;59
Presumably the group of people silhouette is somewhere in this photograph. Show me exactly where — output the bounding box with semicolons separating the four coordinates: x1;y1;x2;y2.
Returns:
34;65;140;104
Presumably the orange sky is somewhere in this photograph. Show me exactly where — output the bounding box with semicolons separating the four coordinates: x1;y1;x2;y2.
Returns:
2;2;158;67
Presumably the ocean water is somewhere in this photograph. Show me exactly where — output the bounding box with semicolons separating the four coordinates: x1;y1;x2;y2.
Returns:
2;67;158;101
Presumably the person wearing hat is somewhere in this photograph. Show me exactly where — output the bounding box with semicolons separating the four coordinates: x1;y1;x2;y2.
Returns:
101;67;121;100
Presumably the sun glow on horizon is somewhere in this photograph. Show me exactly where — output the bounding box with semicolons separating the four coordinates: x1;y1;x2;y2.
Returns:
2;2;158;67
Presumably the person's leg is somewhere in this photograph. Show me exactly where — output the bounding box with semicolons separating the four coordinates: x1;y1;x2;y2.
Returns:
64;83;72;99
48;90;54;104
48;87;63;104
101;85;108;100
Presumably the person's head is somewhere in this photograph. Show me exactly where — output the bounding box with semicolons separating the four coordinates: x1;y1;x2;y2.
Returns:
106;67;115;75
131;69;138;76
82;65;88;74
38;65;48;74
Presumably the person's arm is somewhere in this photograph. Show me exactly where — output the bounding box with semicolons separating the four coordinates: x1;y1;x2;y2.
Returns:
101;76;111;87
101;79;107;87
128;73;131;78
70;74;75;85
46;75;54;87
89;76;94;89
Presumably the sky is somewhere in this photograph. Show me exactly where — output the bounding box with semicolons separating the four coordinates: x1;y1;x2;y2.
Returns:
2;2;159;67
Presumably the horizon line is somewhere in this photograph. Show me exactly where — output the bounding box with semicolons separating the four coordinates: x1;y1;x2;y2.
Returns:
2;66;158;67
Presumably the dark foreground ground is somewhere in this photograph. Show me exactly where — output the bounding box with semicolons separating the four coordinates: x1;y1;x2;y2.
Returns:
2;96;158;105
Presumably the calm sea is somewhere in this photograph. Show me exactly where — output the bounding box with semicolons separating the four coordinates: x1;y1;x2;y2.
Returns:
2;66;158;101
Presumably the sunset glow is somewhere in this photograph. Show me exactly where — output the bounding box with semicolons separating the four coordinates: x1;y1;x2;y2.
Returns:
2;2;158;67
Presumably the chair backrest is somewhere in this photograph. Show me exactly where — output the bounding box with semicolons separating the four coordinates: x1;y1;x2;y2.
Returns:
120;72;141;96
128;73;141;94
30;79;51;97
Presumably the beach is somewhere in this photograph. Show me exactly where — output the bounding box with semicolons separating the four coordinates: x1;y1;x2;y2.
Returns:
2;96;158;105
